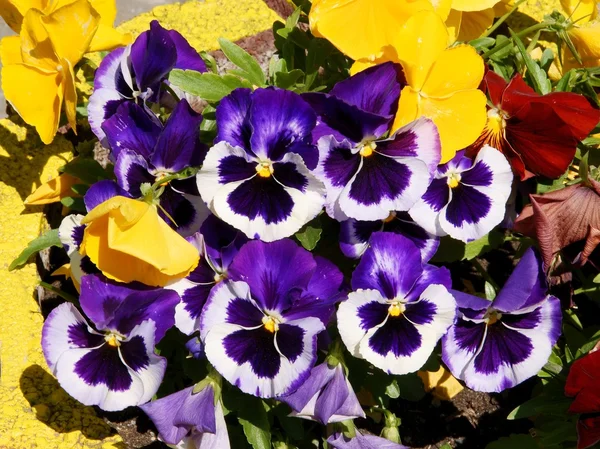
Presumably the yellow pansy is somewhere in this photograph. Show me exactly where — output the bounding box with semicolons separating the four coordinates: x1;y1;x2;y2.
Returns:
435;0;509;43
24;173;80;205
354;11;487;163
80;196;200;287
1;0;99;144
0;0;130;51
560;0;597;23
562;20;600;71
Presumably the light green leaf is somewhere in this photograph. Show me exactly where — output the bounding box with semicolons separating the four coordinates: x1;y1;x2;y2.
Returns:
463;231;505;260
169;70;252;102
510;29;551;94
218;38;266;86
237;397;271;449
275;69;304;89
385;379;400;399
9;229;61;271
295;218;322;251
484;282;497;300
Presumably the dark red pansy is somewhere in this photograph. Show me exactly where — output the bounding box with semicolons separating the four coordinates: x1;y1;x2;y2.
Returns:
468;71;600;180
577;415;600;449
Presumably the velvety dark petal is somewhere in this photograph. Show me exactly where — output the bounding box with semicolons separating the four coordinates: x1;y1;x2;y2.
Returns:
130;20;177;92
218;154;256;183
276;323;305;362
228;239;316;313
249;88;318;168
84;180;132;212
322;143;361;188
151;99;207;171
114;149;154;196
502;308;541;330
169;30;207;73
404;300;436;325
215;88;253;152
273;161;308;192
565;349;600;414
445;184;492;227
200;214;247;271
421;178;450;213
368;316;422;357
330;62;401;118
68;322;104;348
473;323;533;374
74;344;134;391
180;283;213;327
102;101;162;160
159;187;201;234
357;301;389;330
227;176;294;225
226;297;264;327
224;327;280;378
453;319;486;353
120;335;151;372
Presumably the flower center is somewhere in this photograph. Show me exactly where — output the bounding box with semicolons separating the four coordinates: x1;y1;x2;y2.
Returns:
447;172;462;189
105;333;122;347
214;272;226;283
359;141;377;157
262;315;280;333
383;211;396;223
155;172;170;186
388;300;406;317
484;309;502;326
256;161;273;178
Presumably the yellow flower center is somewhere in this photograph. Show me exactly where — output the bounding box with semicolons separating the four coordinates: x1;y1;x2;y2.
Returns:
447;172;462;189
262;315;280;333
485;310;502;326
155;172;170;187
105;333;121;347
383;211;396;223
388;301;406;317
359;142;377;157
256;161;273;178
214;272;226;283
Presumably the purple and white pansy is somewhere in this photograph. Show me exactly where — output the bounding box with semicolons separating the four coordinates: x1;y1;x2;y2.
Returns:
41;274;179;411
328;432;408;449
303;62;441;222
337;232;456;375
88;20;206;143
442;248;562;393
200;239;344;398
101;99;209;236
58;213;97;287
409;145;513;242
197;87;326;242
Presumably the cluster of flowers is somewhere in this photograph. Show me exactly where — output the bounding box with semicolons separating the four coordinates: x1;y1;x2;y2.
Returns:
6;0;600;447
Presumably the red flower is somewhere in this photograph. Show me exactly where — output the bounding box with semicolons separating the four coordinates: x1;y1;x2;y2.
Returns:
566;350;600;449
468;71;600;180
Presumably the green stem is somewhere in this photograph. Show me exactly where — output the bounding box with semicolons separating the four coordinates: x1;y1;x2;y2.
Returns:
39;282;78;303
481;0;527;38
483;21;551;59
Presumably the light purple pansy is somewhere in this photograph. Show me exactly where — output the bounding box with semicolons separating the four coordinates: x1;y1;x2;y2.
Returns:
89;20;206;143
328;432;408;449
280;360;365;424
340;211;439;262
41;274;179;411
337;232;456;375
196;88;325;242
409;145;513;242
200;239;344;398
140;384;230;449
442;248;562;393
168;215;248;336
302;62;441;222
100;99;209;236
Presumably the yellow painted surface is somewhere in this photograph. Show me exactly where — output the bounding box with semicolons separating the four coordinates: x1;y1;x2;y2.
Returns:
418;366;464;400
118;0;281;51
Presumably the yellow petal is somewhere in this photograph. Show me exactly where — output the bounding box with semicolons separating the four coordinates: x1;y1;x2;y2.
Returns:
0;0;45;33
20;8;59;70
0;35;23;65
350;45;401;75
25;173;80;205
563;22;600;71
430;0;453;20
393;88;487;162
451;0;500;12
88;0;116;24
445;8;462;43
422;44;485;97
88;23;132;53
418;366;464;400
493;0;514;16
81;196;200;286
309;0;434;60
62;59;78;132
394;11;448;90
41;0;100;65
2;63;62;144
560;0;597;23
456;8;495;41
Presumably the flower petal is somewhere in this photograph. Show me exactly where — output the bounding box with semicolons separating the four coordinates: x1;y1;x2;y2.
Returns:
215;88;253;151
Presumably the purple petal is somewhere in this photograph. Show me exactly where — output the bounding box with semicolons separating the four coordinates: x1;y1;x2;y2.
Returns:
281;362;334;414
328;432;408;449
169;30;207;73
140;386;196;444
200;214;247;272
84;180;131;212
330;62;401;118
151;99;207;171
339;219;383;259
114;149;154;196
215;88;253;152
450;289;492;311
102;101;162;160
314;365;354;423
159;186;207;237
130;20;177;92
93;46;130;92
386;212;440;263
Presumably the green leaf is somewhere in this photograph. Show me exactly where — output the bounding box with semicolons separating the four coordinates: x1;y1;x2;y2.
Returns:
295;217;322;250
484;281;497;300
70;183;89;196
9;229;61;271
218;38;266;86
60;158;112;185
169;70;252;102
200;51;218;74
439;444;453;449
60;197;86;213
397;373;426;401
385;379;400;399
470;37;496;51
510;29;551;94
237;396;271;449
485;434;539;449
463;230;505;260
275;69;304;89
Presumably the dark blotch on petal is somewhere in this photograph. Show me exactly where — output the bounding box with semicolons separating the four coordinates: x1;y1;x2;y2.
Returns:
227;176;294;224
224;328;280;378
368;316;421;357
357;301;388;331
348;154;410;205
68;322;104;348
473;323;532;374
276;323;305;363
445;184;492;226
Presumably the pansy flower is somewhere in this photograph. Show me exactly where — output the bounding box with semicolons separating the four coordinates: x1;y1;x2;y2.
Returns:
102;99;209;236
303;62;441;222
337;232;456;375
42;274;179;411
141;384;230;449
88;20;206;142
409;145;513;242
340;211;439;262
442;248;562;392
468;70;600;180
200;239;344;397
328;432;408;449
57;213;99;290
197;88;325;242
169;215;247;336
